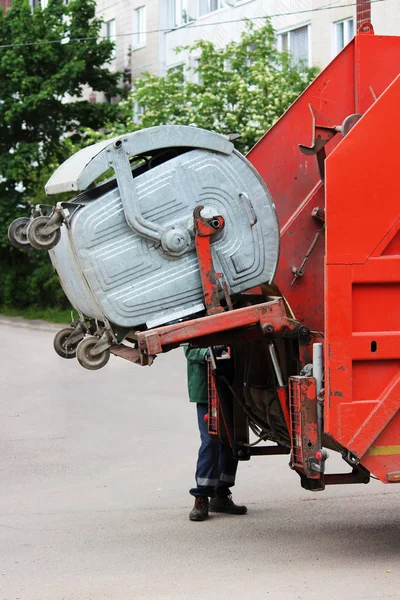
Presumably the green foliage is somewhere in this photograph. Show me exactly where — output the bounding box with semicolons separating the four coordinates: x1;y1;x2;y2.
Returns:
0;0;122;313
111;20;319;154
1;256;68;309
0;0;120;197
0;304;72;323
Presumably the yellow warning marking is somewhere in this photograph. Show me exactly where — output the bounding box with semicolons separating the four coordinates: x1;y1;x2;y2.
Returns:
369;445;400;456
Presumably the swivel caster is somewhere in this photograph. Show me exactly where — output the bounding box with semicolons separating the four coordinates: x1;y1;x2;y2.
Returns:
76;336;110;370
8;217;31;249
53;327;80;359
26;215;61;251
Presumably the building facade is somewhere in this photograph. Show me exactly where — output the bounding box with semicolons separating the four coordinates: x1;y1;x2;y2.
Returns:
85;0;399;92
159;0;398;76
10;0;399;90
84;0;399;97
161;0;314;74
87;0;161;102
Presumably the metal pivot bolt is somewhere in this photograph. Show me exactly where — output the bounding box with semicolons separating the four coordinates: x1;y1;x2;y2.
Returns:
298;326;310;338
161;227;192;255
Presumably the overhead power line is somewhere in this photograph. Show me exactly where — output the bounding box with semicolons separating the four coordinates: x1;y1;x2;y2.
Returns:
0;0;385;50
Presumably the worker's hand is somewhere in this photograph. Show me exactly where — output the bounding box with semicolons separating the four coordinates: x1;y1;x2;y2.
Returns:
214;345;228;357
206;345;228;359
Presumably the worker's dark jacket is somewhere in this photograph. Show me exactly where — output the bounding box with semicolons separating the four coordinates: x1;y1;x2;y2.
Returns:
184;347;208;404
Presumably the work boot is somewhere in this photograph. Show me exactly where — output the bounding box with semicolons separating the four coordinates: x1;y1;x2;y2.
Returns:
209;494;247;515
189;497;209;521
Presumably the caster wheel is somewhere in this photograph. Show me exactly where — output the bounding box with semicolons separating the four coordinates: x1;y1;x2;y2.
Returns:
53;327;79;359
26;216;61;251
76;336;110;370
8;217;31;249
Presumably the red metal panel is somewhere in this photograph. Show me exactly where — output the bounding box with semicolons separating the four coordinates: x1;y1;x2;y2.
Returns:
247;42;356;332
247;31;400;337
361;415;400;482
355;31;400;114
247;40;355;227
325;74;400;483
247;31;400;483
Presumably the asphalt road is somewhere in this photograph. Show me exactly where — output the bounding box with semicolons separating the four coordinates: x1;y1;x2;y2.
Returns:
0;317;399;600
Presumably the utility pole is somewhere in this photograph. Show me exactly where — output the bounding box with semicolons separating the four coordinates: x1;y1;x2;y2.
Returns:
357;0;371;29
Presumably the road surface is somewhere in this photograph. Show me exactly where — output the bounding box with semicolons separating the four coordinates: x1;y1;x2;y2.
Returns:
0;318;399;599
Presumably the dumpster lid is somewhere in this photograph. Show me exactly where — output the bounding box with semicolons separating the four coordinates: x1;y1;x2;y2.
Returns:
45;125;234;195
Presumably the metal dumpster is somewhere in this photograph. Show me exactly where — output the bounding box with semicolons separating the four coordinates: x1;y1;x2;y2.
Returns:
42;126;280;330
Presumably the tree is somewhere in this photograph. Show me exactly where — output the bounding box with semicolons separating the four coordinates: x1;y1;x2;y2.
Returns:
111;20;319;154
0;0;121;310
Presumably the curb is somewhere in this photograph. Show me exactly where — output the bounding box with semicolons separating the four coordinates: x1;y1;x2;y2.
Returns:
0;315;61;332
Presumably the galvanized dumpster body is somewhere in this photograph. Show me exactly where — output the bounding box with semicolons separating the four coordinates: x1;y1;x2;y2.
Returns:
46;126;280;329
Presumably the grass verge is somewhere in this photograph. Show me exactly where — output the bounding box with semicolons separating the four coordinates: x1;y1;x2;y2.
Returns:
0;306;72;324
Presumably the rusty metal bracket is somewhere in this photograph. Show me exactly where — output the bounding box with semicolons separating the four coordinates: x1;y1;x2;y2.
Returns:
244;445;291;456
291;226;324;285
311;207;325;224
289;376;321;480
216;272;233;311
193;205;225;316
110;344;155;366
133;298;300;356
324;465;370;486
299;105;339;180
299;105;339;156
358;21;374;35
299;105;362;180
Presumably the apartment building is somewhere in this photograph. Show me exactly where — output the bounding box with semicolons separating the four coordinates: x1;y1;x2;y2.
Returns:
311;0;400;67
87;0;161;102
83;0;399;95
161;1;314;74
159;0;399;75
16;0;396;98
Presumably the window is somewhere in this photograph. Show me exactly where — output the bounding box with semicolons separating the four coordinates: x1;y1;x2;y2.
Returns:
187;56;203;84
167;63;185;77
105;19;116;59
280;32;288;53
278;25;310;65
133;6;146;49
133;102;145;123
168;0;194;28
199;0;224;17
335;18;354;54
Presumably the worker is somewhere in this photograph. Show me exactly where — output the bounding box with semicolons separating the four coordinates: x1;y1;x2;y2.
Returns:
184;345;247;522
